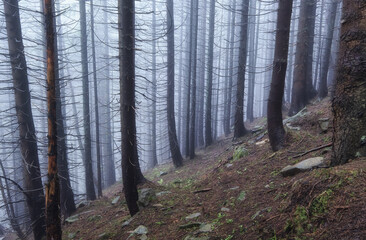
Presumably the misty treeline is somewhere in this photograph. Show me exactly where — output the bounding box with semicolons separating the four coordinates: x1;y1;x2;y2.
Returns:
1;0;365;238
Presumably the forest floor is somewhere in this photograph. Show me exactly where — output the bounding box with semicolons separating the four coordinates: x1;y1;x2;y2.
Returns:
62;98;366;240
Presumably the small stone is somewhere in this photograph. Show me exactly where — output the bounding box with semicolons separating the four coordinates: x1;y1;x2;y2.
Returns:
111;196;120;205
133;225;148;235
65;214;79;223
280;157;326;177
156;191;172;197
318;118;330;132
152;204;164;208
225;163;233;168
199;223;213;233
221;207;230;212
138;188;155;207
229;186;239;191
185;212;201;220
160;171;168;176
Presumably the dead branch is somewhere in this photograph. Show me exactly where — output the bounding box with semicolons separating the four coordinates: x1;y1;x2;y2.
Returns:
292;143;332;158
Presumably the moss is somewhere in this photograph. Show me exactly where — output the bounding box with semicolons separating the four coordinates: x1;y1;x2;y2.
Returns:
310;189;333;217
233;147;249;160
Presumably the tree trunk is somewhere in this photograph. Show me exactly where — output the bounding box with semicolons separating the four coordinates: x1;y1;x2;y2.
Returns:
44;0;62;238
332;0;366;166
79;0;96;201
89;0;102;198
205;0;215;146
234;0;249;139
166;0;184;168
224;0;237;136
289;0;317;116
119;0;140;216
267;0;293;151
318;0;339;99
150;0;158;169
189;0;199;159
55;0;76;218
101;0;116;188
3;0;46;238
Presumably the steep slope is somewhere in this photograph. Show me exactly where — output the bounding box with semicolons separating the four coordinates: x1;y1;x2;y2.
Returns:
63;98;366;240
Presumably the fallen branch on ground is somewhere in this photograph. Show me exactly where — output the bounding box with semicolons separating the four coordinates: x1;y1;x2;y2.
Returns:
292;143;332;158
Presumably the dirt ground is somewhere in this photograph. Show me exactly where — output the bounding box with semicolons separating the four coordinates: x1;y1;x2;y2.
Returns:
62;98;366;240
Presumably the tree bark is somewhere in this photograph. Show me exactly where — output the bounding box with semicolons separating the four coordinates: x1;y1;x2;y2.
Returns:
289;0;317;116
3;0;46;238
79;0;96;201
332;0;366;166
119;0;140;216
44;0;62;238
318;0;340;99
267;0;293;151
167;0;184;168
234;0;249;139
205;0;215;146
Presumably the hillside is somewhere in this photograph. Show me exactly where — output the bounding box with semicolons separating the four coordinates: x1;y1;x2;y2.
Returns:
63;98;366;240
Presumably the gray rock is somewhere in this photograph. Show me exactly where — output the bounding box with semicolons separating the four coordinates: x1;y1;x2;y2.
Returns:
229;186;239;191
185;212;201;220
160;171;168;176
225;163;233;168
318;118;330;132
122;215;137;228
184;236;210;240
111;196;120;205
138;188;155;207
198;223;213;233
221;207;230;212
156;191;172;197
280;157;325;177
134;225;148;235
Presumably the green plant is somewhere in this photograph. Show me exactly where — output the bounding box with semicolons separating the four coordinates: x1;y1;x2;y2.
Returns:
233;147;248;160
224;235;234;240
310;189;333;217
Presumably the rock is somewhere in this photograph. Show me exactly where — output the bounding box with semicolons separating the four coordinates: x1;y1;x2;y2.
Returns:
285;123;301;131
185;212;201;220
122;215;137;228
238;191;246;201
318;118;330;132
111;196;120;205
138;188;155;207
156;191;171;197
160;171;168;176
280;157;326;177
65;214;79;223
76;200;89;209
133;225;148;235
252;126;264;133
198;223;213;233
229;186;239;191
225;163;233;168
256;139;269;146
179;222;202;229
221;207;230;212
283;107;307;124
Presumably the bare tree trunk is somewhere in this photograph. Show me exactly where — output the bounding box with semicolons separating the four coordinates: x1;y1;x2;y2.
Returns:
150;0;158;169
44;0;62;238
89;0;102;198
332;0;366;166
318;0;340;99
3;0;46;238
167;0;184;168
119;0;140;216
205;0;215;146
267;0;293;151
189;0;199;159
79;0;96;201
289;0;317;116
234;0;249;139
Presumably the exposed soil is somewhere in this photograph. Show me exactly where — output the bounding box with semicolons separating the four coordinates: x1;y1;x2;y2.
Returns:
62;98;366;240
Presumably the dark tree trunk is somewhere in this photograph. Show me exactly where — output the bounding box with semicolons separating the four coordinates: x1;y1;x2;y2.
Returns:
318;0;339;99
332;0;366;166
79;0;96;201
55;0;76;218
101;0;116;187
224;0;237;136
90;0;102;198
189;0;199;159
3;0;46;239
119;0;140;216
234;0;249;139
205;0;215;146
289;0;317;116
150;0;158;169
44;0;62;238
167;0;184;168
267;0;293;151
